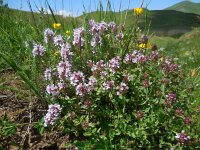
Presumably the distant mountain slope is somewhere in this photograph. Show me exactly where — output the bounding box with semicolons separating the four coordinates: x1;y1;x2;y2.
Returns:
166;1;200;15
1;6;200;36
77;9;200;36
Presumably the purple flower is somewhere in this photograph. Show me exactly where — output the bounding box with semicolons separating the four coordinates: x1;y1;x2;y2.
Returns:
140;35;148;44
117;82;129;95
88;20;107;35
166;92;176;101
88;20;107;47
184;116;192;125
135;111;144;119
162;60;179;73
175;108;183;116
32;44;45;57
88;19;95;27
175;130;190;143
89;22;99;35
58;82;66;91
100;71;108;79
91;33;102;47
54;35;64;46
116;32;124;40
123;74;131;83
108;21;117;33
124;53;134;64
83;100;92;108
44;68;52;80
91;60;105;72
127;50;147;64
76;83;89;97
61;42;73;60
73;27;84;47
143;79;149;88
46;84;60;97
107;56;121;74
57;61;72;80
44;28;55;43
70;71;85;86
44;104;61;127
87;76;97;91
136;53;147;64
99;21;107;33
103;81;115;91
149;50;159;61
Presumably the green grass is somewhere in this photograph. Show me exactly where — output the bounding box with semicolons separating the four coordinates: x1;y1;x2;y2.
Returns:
150;27;200;103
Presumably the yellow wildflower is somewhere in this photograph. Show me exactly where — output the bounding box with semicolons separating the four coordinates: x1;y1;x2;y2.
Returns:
138;43;151;49
66;30;70;36
134;8;143;16
139;43;146;48
53;23;61;29
160;57;164;62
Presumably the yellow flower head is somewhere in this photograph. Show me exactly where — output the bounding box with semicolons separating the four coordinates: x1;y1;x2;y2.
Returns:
53;23;61;29
160;57;164;62
138;43;151;49
134;8;143;16
139;43;146;48
66;30;70;36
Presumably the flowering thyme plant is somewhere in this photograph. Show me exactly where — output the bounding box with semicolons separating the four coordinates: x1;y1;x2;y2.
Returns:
31;19;199;149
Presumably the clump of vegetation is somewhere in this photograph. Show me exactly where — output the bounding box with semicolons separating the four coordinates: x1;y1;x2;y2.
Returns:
21;10;198;149
0;1;200;149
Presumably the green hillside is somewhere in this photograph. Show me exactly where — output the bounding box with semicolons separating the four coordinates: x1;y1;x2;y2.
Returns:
166;1;200;15
77;9;200;36
1;6;200;37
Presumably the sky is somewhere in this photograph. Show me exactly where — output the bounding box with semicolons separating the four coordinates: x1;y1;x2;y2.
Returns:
5;0;200;17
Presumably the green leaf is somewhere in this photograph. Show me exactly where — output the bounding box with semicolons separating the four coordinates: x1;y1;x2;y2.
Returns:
0;52;43;101
83;131;92;137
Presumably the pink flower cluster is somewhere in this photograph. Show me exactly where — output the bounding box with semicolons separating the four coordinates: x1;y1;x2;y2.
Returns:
88;20;107;47
32;44;45;57
44;68;52;80
117;82;129;95
162;60;179;73
108;21;117;33
91;60;105;72
124;50;147;64
76;83;90;97
44;28;55;43
57;61;72;80
166;92;176;101
175;130;190;143
54;35;64;46
149;50;159;61
103;81;115;91
44;104;61;127
46;84;60;97
73;27;84;47
61;42;73;61
75;75;97;97
107;56;121;74
70;71;85;86
88;19;107;35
